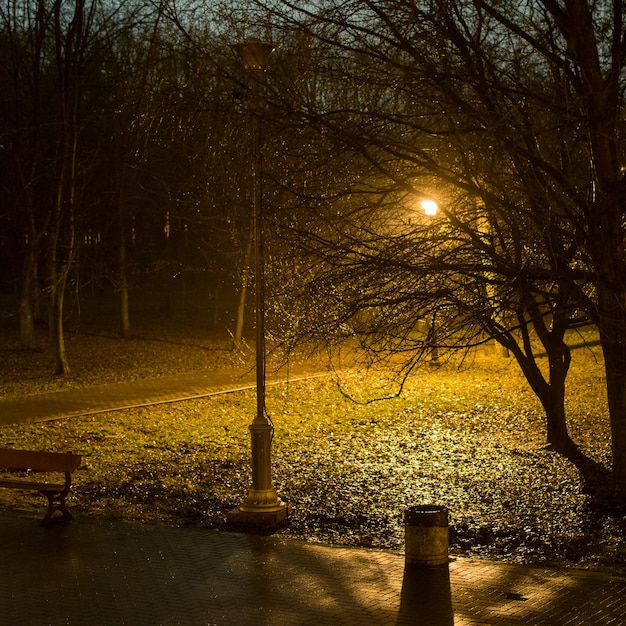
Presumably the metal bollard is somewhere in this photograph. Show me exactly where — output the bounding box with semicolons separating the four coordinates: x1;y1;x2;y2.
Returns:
404;505;449;566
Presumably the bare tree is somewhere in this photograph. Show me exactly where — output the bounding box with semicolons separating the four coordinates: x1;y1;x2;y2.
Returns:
238;0;625;479
1;0;152;369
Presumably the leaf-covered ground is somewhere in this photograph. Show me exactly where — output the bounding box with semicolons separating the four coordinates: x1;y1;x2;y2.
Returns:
1;313;625;574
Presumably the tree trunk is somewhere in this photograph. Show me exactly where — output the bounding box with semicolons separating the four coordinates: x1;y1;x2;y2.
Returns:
603;346;626;500
233;235;253;350
556;0;626;500
18;245;38;350
529;375;575;455
119;213;130;338
46;213;73;376
543;393;574;454
234;275;249;349
586;162;626;501
542;335;574;454
50;278;70;375
119;264;130;338
508;336;575;455
595;282;626;500
18;176;43;351
45;213;74;377
211;283;220;330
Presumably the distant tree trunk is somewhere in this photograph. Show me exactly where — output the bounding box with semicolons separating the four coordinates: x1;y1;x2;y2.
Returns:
119;235;130;338
495;340;509;358
426;316;439;364
49;271;71;374
233;235;253;350
18;244;38;350
17;171;44;350
46;217;73;375
34;0;90;376
119;198;131;338
211;283;220;330
46;154;76;375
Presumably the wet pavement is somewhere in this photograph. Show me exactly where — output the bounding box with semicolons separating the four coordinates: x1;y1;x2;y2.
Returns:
0;373;625;624
1;510;625;625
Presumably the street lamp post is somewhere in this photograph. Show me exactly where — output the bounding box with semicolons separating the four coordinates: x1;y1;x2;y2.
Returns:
227;39;289;526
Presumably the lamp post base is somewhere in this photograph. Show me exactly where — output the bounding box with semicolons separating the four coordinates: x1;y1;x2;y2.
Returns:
228;421;290;526
227;497;290;526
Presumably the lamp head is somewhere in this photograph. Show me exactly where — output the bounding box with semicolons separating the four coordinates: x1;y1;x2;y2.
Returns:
234;39;274;71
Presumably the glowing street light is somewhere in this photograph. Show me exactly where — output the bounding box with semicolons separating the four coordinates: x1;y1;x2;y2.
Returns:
421;199;439;216
227;39;289;526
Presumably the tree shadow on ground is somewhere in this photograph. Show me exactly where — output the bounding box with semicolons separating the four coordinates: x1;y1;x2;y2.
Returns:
561;445;626;565
451;555;626;625
562;446;618;512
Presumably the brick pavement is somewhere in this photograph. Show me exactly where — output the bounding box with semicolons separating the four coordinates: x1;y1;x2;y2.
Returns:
1;511;625;625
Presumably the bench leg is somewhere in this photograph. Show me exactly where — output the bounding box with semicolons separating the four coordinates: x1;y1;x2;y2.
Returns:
41;490;73;525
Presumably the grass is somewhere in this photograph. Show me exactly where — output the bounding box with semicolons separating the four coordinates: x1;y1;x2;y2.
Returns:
0;300;623;572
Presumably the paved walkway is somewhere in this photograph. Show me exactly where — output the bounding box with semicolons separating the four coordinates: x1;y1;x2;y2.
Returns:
0;366;326;424
0;373;625;624
1;511;625;625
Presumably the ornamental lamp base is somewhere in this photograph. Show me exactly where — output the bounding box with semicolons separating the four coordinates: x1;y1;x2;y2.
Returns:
227;502;290;526
227;487;290;526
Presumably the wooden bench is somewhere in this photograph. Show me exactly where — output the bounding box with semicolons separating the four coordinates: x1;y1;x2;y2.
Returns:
0;448;81;524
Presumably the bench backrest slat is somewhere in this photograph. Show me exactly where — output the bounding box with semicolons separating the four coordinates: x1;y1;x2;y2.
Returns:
0;448;81;473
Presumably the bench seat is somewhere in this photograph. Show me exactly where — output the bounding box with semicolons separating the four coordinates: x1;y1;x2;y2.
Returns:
0;448;81;524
